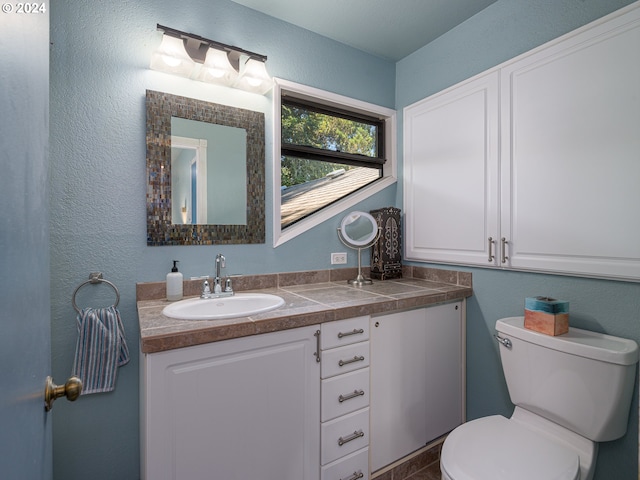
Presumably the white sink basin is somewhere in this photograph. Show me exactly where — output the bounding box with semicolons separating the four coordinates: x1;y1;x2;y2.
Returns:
162;293;285;320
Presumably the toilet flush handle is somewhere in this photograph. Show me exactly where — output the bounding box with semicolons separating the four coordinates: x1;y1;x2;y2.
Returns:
494;334;512;349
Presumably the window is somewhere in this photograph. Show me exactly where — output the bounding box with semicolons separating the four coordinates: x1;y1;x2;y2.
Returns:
273;79;397;247
281;98;385;228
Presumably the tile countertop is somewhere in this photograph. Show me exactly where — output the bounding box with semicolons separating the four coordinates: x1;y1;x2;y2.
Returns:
137;266;472;354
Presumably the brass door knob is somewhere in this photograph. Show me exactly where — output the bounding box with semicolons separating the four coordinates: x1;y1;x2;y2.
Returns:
44;376;82;411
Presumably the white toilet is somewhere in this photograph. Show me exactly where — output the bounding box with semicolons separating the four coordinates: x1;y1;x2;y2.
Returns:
440;316;638;480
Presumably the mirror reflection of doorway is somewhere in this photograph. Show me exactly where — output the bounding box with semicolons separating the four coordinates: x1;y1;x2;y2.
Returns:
171;116;248;227
171;136;207;225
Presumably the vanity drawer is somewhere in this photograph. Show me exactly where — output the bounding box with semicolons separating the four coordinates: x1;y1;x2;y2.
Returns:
322;368;370;422
321;408;369;465
321;316;370;350
321;341;370;379
320;447;369;480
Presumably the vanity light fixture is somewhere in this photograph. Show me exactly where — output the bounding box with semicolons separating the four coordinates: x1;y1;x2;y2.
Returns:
236;56;273;95
149;33;195;77
198;47;238;86
150;24;273;94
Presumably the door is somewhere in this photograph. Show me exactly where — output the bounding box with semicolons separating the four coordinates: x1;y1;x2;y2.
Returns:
404;71;500;266
500;6;640;279
370;303;464;472
142;325;320;480
0;7;52;480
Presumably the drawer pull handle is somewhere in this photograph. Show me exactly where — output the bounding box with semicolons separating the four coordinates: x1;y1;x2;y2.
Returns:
339;355;365;367
337;328;364;338
339;389;365;403
341;472;364;480
338;430;364;446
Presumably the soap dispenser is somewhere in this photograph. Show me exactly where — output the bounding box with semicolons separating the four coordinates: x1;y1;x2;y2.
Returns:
166;260;183;301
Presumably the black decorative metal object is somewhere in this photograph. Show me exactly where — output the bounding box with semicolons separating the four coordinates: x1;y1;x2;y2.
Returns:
370;207;402;280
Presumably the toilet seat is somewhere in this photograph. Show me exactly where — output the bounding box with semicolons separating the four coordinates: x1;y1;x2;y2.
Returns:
441;415;580;480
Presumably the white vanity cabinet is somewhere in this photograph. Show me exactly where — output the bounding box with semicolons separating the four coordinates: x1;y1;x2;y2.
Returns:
141;305;466;479
141;325;320;480
370;302;464;472
319;315;371;480
404;4;640;281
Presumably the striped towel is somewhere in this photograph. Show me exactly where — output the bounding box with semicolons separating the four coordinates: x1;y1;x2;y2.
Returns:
72;306;130;395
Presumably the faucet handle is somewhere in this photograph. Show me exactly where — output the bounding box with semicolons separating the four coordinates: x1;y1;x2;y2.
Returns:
202;280;211;295
224;278;233;293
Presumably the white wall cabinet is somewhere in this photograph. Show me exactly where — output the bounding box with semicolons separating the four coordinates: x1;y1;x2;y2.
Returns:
404;4;640;281
369;302;465;473
404;71;499;267
141;325;320;480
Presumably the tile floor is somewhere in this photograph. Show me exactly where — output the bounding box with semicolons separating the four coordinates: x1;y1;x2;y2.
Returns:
373;442;442;480
401;461;441;480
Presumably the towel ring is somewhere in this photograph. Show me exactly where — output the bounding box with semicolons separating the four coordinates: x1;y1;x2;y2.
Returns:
72;272;120;314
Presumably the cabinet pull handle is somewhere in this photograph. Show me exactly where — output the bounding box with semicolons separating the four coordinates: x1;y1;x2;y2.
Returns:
338;389;365;403
338;430;364;446
339;355;365;367
340;472;364;480
501;237;509;264
337;328;364;338
488;236;495;262
314;330;321;363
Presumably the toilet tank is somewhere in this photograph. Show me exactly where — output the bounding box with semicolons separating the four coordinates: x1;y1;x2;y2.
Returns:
495;317;638;442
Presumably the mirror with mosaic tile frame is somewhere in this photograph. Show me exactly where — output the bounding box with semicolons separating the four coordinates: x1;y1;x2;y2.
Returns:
146;90;265;245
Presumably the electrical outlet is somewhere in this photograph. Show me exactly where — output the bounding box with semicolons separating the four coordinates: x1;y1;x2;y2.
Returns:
331;252;347;265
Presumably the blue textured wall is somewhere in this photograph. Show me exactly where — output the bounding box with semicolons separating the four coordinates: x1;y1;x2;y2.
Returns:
50;0;638;479
396;1;639;479
49;1;394;478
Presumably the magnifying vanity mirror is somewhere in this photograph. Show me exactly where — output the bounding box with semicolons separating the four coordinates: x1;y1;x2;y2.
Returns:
338;211;381;286
146;90;265;245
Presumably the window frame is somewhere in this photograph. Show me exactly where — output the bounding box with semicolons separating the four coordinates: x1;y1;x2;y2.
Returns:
273;78;397;247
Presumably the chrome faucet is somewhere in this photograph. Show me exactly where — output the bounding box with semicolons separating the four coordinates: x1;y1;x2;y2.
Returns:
201;254;234;298
214;254;225;294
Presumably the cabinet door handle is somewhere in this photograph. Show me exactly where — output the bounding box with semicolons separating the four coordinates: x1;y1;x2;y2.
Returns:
314;330;321;363
338;355;365;367
337;328;364;338
501;237;509;264
338;430;364;446
338;389;365;403
340;472;364;480
488;237;495;262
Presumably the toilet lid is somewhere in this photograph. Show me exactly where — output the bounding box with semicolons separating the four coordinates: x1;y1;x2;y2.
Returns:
441;415;580;480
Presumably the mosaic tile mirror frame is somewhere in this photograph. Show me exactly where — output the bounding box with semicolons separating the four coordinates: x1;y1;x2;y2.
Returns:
146;90;265;245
